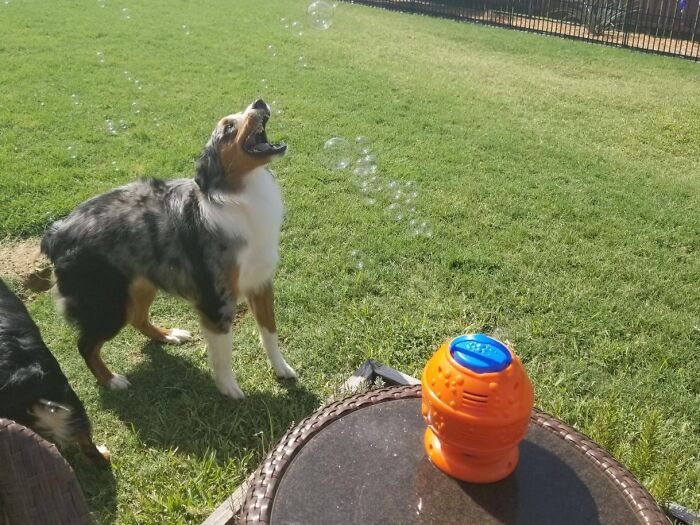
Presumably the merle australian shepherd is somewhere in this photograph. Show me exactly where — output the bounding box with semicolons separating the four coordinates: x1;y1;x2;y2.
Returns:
0;278;109;466
40;99;296;400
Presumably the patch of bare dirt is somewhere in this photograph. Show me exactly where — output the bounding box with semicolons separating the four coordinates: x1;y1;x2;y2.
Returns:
0;238;52;291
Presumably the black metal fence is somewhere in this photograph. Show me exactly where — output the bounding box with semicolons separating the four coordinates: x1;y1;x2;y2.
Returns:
345;0;700;60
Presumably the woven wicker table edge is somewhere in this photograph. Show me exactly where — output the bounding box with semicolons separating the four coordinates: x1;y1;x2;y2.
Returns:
238;385;669;525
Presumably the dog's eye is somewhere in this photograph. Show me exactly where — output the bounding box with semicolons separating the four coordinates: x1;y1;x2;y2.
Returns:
224;123;236;135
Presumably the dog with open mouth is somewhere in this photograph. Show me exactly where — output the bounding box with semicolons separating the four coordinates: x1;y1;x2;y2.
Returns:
40;99;296;399
0;278;110;466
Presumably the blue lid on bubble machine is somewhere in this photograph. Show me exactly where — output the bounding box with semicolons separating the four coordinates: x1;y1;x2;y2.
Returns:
449;334;512;374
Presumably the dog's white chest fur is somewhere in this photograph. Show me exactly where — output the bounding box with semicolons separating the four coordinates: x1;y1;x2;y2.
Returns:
203;167;283;295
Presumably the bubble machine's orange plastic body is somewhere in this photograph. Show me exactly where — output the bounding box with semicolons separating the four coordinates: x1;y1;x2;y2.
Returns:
421;334;534;483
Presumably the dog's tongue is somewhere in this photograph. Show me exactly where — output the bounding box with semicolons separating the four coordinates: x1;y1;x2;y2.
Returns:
253;143;272;152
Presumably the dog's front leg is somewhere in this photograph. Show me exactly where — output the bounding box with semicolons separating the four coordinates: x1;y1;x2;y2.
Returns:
201;325;244;400
247;283;297;379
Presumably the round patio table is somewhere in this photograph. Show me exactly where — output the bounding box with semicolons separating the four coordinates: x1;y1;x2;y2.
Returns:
240;385;668;525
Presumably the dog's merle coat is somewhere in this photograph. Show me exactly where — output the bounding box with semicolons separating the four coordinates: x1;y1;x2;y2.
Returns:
0;278;108;466
40;100;296;398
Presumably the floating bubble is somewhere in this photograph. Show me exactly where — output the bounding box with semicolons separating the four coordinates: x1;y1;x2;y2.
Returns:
365;197;376;206
111;160;120;171
394;213;404;222
270;100;283;116
387;180;399;190
96;51;105;64
97;0;106;7
353;154;377;177
118;119;127;129
307;0;334;30
392;190;403;201
260;78;269;93
323;137;352;171
70;94;80;106
134;79;142;90
291;20;303;36
267;44;277;57
349;249;364;270
181;24;190;35
67;146;77;161
153;116;160;127
297;55;308;68
105;119;117;135
132;101;140;114
355;135;371;155
387;203;399;211
280;17;289;28
404;180;416;188
39;101;45;107
121;7;130;19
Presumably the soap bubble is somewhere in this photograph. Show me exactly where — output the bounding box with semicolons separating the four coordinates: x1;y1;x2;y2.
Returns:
297;55;308;68
355;135;371;155
280;17;289;28
260;78;269;92
118;119;127;129
323;137;352;170
111;160;120;171
352;154;377;177
97;0;106;7
307;0;334;30
131;101;140;114
152;117;160;127
67;146;77;161
270;100;283;116
412;220;433;237
291;20;303;36
181;24;190;35
394;213;404;222
70;94;80;106
387;180;399;190
349;249;364;270
105;119;117;135
96;51;105;64
267;44;277;57
121;7;130;19
365;197;376;206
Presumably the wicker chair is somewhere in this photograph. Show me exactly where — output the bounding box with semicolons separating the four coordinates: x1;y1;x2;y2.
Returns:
0;418;93;525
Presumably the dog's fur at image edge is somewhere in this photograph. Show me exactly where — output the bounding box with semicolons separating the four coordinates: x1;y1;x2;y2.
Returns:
0;278;110;466
39;99;296;399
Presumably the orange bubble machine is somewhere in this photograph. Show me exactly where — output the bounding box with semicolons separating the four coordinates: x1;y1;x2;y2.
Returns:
421;334;534;483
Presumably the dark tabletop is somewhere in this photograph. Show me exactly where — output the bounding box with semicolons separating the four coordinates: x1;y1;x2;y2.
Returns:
268;396;657;525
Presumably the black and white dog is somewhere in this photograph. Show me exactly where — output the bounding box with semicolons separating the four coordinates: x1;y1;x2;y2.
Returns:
0;278;109;466
40;99;296;399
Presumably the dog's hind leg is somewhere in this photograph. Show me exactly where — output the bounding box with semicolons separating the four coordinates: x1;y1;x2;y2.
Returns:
127;277;191;344
78;336;130;390
247;283;296;380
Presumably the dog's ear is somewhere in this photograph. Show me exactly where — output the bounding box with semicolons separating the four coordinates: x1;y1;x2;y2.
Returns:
195;146;224;193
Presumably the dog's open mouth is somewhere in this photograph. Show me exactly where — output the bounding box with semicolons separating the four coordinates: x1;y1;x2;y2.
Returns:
244;108;287;157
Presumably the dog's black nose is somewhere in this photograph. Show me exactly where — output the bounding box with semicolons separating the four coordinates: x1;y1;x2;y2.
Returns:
252;99;268;111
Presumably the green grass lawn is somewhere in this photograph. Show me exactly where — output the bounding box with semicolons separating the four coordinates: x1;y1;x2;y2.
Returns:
1;0;699;522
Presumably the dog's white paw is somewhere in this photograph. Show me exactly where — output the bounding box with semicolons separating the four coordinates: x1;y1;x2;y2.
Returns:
163;328;192;345
108;374;131;390
215;379;245;400
96;444;112;462
275;361;297;380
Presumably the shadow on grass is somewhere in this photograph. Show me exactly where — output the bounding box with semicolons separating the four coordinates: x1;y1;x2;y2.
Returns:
98;341;320;460
62;448;117;525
